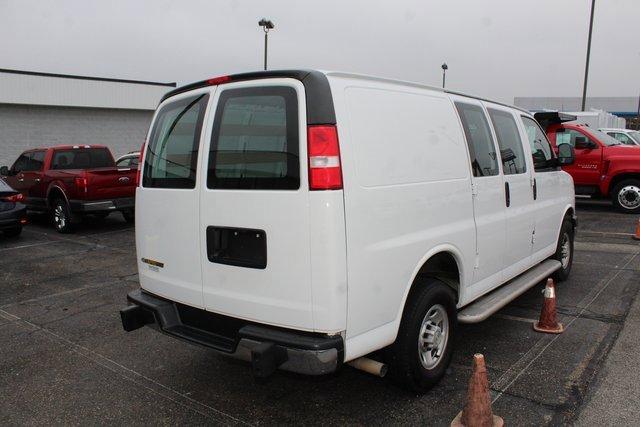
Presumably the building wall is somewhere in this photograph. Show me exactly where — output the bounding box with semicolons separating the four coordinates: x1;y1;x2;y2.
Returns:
0;104;153;167
0;70;174;110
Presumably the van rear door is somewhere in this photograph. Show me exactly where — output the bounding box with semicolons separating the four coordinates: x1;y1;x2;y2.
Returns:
136;90;211;308
199;79;315;330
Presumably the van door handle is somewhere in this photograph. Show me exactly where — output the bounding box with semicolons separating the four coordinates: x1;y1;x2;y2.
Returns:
34;178;41;183
505;182;510;207
533;178;537;200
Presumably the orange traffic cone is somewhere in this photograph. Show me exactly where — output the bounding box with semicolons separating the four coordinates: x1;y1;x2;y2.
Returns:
451;354;503;427
533;278;564;334
633;219;640;241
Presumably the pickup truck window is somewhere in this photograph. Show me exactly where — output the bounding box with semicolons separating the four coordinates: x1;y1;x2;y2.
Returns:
521;116;555;172
589;129;622;146
488;109;526;175
207;86;300;190
31;151;45;171
143;94;209;189
12;153;30;172
52;148;113;170
454;102;499;177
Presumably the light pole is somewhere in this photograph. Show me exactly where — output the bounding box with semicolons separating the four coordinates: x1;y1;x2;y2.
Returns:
441;63;448;89
258;18;274;71
581;0;596;111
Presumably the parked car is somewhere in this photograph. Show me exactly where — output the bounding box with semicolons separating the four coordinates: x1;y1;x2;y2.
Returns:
0;145;136;233
536;112;640;213
598;128;640;146
116;151;141;168
0;179;28;238
120;70;576;392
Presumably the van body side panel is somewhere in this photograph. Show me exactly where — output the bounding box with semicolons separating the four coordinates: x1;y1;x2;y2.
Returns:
199;79;318;331
331;77;475;350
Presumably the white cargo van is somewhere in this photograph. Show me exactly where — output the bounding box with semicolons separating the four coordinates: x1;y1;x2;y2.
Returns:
120;70;576;392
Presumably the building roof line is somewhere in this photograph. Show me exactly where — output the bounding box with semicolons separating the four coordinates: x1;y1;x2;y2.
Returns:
0;68;177;88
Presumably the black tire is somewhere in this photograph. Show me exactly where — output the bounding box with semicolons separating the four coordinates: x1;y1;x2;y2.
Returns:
3;226;22;238
51;198;74;233
387;278;457;393
611;179;640;214
122;209;135;224
552;216;574;282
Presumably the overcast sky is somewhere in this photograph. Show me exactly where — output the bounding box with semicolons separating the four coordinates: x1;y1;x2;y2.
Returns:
1;0;638;103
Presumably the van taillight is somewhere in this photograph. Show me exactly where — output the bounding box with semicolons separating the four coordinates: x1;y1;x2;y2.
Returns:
75;177;88;195
307;125;343;190
136;141;146;187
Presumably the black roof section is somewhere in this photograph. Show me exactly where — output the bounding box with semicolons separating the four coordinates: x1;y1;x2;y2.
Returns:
533;111;578;130
0;68;176;88
161;69;336;125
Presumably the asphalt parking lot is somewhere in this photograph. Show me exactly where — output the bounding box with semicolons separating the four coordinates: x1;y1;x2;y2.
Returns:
1;204;639;426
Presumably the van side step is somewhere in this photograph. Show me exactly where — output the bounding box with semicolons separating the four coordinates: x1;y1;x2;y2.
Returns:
457;259;562;324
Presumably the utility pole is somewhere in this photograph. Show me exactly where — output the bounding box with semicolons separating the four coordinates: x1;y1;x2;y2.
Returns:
441;63;448;89
581;0;596;111
258;18;274;71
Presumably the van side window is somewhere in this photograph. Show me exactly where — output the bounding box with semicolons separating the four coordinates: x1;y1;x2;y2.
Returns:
143;94;209;189
521;116;555;172
207;86;299;190
454;102;499;177
488;109;526;175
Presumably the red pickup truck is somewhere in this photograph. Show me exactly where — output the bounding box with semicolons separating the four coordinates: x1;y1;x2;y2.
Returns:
536;112;640;213
0;145;136;232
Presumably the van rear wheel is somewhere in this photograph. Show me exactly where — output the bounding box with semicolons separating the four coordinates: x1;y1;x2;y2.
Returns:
387;278;457;393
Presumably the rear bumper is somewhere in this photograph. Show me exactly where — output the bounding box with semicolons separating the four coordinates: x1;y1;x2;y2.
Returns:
70;197;134;213
0;204;27;230
120;289;343;376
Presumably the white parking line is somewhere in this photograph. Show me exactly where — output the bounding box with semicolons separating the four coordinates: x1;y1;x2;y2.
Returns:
0;240;59;252
491;250;639;404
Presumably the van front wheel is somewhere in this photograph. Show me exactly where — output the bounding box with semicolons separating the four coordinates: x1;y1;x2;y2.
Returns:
388;278;457;393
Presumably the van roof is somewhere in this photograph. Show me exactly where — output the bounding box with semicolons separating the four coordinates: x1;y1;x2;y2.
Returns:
162;69;530;119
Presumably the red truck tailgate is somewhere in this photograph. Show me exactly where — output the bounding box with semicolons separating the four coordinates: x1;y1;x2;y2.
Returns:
83;168;136;200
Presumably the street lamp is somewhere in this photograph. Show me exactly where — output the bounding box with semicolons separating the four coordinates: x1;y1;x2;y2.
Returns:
258;18;274;71
441;63;448;89
581;0;596;111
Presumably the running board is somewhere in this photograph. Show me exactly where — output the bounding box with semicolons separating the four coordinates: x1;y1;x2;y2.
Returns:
457;259;562;324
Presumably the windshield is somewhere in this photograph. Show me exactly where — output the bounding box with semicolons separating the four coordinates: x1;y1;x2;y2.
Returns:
629;131;640;144
588;129;623;146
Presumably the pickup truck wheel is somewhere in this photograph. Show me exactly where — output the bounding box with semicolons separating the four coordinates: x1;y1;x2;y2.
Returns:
552;216;574;282
611;179;640;213
122;209;135;224
387;278;457;393
52;198;74;233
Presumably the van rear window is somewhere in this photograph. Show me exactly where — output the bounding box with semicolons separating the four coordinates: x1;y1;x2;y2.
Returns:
143;94;209;189
51;148;114;169
207;86;299;190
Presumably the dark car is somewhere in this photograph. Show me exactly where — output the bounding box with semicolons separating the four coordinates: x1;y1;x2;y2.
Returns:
0;179;28;237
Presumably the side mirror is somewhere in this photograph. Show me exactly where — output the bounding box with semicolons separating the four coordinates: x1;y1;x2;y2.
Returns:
558;144;575;166
0;166;8;176
574;137;596;150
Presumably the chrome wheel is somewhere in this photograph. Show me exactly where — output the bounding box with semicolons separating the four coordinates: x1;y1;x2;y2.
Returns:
418;304;449;370
617;185;640;210
53;204;66;230
560;232;571;269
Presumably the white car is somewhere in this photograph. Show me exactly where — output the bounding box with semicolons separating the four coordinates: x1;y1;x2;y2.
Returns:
120;70;576;392
599;128;640;146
